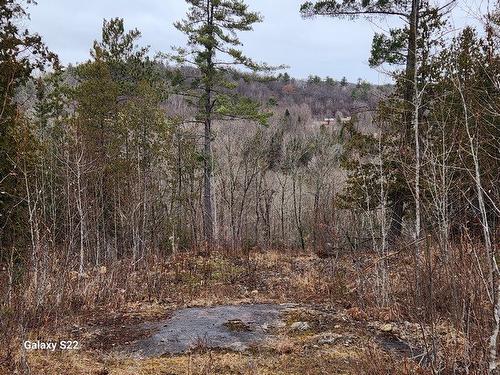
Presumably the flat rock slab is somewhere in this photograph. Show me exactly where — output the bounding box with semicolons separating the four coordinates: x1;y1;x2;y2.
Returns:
128;304;291;357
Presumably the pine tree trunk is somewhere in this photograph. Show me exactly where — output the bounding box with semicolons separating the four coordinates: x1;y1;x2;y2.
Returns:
388;0;419;242
202;0;215;247
203;111;214;245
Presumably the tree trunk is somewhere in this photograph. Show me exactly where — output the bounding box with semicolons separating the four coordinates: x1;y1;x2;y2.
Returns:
457;80;497;373
388;0;419;242
202;0;215;247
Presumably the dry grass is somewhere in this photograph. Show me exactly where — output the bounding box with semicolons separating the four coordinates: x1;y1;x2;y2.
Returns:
23;345;372;375
0;244;494;374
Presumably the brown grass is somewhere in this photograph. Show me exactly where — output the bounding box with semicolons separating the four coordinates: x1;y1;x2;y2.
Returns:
0;243;494;374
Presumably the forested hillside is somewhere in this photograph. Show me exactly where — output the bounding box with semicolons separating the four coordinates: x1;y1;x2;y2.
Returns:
0;0;499;374
7;28;389;261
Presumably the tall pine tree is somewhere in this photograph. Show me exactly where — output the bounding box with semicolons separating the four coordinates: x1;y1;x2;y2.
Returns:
300;0;452;241
172;0;280;245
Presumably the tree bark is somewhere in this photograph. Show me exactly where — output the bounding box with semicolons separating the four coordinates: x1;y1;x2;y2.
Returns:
388;0;419;242
202;0;215;246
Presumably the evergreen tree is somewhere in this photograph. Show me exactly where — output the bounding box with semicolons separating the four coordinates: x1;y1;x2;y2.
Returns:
325;76;336;85
172;0;280;245
91;18;157;94
72;18;170;264
0;0;57;253
301;0;452;240
307;75;322;84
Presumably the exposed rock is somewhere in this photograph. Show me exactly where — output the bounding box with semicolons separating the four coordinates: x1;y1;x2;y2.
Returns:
262;320;286;331
129;304;286;356
380;323;393;333
316;332;343;345
290;321;310;331
280;303;300;309
227;341;247;352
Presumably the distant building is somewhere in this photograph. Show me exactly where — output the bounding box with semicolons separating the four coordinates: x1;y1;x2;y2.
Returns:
336;111;351;124
322;112;351;125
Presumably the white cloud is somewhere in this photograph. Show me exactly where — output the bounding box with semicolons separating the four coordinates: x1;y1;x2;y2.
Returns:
27;0;487;84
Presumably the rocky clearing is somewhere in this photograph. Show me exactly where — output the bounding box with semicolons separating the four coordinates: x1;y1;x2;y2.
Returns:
15;252;462;374
24;302;430;374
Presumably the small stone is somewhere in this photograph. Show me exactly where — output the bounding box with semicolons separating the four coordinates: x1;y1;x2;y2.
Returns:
290;321;310;331
270;320;286;329
251;289;259;295
263;321;286;331
317;333;343;345
380;323;393;333
280;303;300;308
334;324;341;329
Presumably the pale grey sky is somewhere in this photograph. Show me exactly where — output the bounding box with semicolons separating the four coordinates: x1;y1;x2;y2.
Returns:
27;0;487;84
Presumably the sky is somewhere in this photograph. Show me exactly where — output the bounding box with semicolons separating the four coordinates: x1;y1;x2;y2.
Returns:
27;0;488;84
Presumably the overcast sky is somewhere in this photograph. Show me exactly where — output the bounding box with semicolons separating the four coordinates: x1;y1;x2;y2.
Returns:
27;0;487;84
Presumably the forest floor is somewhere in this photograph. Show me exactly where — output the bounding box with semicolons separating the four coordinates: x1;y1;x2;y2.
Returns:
8;251;463;374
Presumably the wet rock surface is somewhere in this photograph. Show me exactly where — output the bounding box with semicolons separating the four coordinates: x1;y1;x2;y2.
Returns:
128;304;290;357
123;303;424;364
